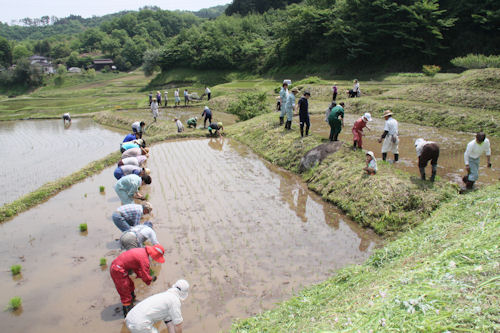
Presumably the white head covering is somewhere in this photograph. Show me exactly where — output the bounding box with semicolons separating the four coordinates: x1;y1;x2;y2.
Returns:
415;138;425;147
204;106;209;110
363;113;372;122
170;279;189;301
366;151;376;160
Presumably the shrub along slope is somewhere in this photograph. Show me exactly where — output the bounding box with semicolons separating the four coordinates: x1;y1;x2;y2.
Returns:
226;112;457;235
232;184;500;332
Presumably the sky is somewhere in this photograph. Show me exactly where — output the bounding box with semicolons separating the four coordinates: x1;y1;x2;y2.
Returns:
0;0;231;24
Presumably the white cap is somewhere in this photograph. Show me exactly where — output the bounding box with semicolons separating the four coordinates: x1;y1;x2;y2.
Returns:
363;113;372;121
415;138;424;147
366;151;376;160
204;106;209;110
172;279;189;301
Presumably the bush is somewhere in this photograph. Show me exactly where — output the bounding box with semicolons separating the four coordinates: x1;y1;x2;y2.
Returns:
226;92;269;121
451;54;500;69
422;65;441;77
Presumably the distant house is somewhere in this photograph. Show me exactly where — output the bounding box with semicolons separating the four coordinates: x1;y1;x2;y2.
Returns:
29;55;55;74
92;59;114;71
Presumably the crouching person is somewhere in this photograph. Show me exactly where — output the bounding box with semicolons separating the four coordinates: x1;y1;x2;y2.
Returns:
363;151;377;175
120;222;159;250
126;280;189;333
415;138;440;182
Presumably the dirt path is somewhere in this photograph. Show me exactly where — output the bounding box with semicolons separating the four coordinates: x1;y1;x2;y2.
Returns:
0;139;378;332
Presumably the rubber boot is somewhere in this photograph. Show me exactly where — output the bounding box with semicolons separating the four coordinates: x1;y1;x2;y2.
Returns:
394;154;399;162
419;167;426;180
300;127;304;137
430;165;437;182
131;291;136;302
122;305;132;318
466;180;474;190
382;153;387;161
285;121;291;130
305;126;309;136
279;117;284;126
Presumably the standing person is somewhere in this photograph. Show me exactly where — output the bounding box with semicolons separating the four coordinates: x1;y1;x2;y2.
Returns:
284;87;299;130
201;106;212;128
174;89;180;107
132;121;145;139
363;151;377;175
187;117;197;128
183;89;189;106
205;86;211;101
348;79;360;98
463;132;492;189
110;245;165;317
151;99;159;122
328;102;345;141
279;81;289;125
125;280;189;333
332;83;338;101
120;223;159;250
62;113;71;124
156;91;162;107
377;110;399;162
148;92;153;106
114;165;150;180
164;90;168;107
208;122;223;136
114;174;152;205
298;91;311;137
174;118;184;133
352;113;372;150
112;202;153;232
415;138;440;182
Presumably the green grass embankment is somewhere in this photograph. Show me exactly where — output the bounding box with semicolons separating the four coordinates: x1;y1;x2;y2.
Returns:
233;184;500;332
227;113;457;235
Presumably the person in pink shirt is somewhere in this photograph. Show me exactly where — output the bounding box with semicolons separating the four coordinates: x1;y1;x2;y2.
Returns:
352;113;372;150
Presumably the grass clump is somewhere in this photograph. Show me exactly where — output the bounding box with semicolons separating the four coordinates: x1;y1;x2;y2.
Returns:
79;223;88;232
226;92;270;121
10;265;21;275
99;258;107;266
232;184;500;332
6;297;22;311
422;64;441;77
451;54;500;69
99;186;105;193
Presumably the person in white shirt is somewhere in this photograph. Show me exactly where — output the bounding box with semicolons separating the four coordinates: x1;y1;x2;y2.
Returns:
164;91;168;107
415;138;440;182
174;118;184;133
151;99;159;122
378;110;399;162
205;86;211;101
174;89;180;107
120;223;159;250
463;132;492;189
279;81;289;125
126;279;189;333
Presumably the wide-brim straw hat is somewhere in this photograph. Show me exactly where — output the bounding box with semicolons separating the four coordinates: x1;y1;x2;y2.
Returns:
291;87;299;93
383;110;393;117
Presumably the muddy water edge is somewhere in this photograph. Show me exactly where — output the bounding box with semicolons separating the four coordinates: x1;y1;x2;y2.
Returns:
0;138;379;333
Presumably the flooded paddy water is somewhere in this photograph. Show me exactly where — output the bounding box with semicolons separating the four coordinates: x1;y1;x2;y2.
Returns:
0;138;379;333
0;118;125;205
308;114;500;185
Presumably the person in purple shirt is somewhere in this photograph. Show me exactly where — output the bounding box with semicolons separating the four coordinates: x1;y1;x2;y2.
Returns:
114;165;151;180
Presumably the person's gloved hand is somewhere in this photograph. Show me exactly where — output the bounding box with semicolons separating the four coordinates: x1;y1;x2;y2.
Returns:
152;276;157;282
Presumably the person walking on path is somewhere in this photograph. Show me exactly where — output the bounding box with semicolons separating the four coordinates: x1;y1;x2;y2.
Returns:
156;91;162;107
363;151;377;175
132;121;145;139
183;89;189;106
463;132;491;189
125;280;189;333
378;110;399;162
164;90;168;107
114;165;150;180
187;117;197;128
201;106;212;128
279;81;289;125
328;102;345;141
174;89;180;107
332;83;338;101
151;99;159;122
115;174;152;205
208;122;224;137
298;91;311;137
174;118;184;133
205;86;211;101
284;87;299;130
120;223;159;250
112;202;153;232
415;138;440;182
352;113;372;150
110;244;165;317
148;92;153;106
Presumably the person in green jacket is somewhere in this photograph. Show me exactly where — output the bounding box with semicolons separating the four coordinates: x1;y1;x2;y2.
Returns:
187;117;197;128
328;102;345;141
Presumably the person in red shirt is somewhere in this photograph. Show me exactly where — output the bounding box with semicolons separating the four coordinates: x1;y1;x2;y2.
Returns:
352;113;372;150
110;244;166;317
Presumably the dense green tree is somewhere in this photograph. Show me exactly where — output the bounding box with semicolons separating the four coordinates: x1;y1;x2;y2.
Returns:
33;40;51;56
50;42;71;59
226;0;301;15
79;28;106;52
0;36;12;66
12;44;31;62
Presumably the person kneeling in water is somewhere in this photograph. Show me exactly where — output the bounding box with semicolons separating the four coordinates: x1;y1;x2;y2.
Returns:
208;122;224;137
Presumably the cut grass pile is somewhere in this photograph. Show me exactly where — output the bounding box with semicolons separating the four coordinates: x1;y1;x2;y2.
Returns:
227;112;457;235
232;184;500;332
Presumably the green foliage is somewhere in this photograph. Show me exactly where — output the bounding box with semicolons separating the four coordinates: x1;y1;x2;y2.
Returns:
226;92;269;121
0;36;12;66
79;223;88;232
226;0;300;15
6;297;22;311
99;258;107;266
10;265;22;275
451;54;500;69
142;48;162;77
99;186;105;193
422;65;441;77
12;45;31;62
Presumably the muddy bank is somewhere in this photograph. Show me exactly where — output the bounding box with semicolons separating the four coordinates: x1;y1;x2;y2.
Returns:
0;138;378;332
0;118;125;206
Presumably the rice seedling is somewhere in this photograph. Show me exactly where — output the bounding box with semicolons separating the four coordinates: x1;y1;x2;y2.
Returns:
144;193;149;200
99;258;107;266
149;268;155;276
79;223;88;232
10;265;21;276
99;186;105;193
7;297;22;311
